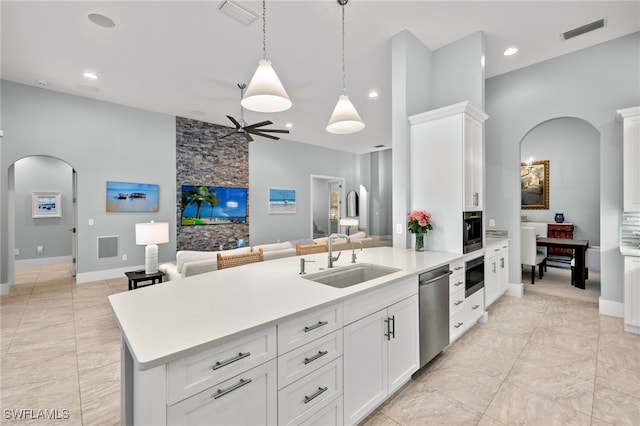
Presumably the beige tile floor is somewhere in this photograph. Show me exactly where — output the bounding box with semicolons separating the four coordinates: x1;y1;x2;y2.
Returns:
1;264;638;425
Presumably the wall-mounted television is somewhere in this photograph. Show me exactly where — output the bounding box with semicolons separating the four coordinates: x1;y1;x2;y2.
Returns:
181;185;247;225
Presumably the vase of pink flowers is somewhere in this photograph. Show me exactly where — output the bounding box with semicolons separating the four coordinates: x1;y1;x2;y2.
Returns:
407;210;433;252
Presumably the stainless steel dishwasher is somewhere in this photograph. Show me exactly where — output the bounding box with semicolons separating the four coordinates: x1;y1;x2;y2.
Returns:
418;265;452;368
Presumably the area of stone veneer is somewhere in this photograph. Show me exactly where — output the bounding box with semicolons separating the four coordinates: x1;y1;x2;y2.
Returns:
176;116;249;251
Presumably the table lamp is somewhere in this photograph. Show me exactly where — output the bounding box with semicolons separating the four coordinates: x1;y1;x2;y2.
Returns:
135;221;169;274
339;217;359;236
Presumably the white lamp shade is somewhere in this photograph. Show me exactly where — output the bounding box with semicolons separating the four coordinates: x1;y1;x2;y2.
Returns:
241;59;292;113
135;222;169;245
326;94;365;134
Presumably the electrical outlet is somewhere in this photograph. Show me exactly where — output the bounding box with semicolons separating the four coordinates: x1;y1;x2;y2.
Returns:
122;254;128;261
396;224;403;234
88;219;94;226
14;248;20;255
489;219;495;227
37;245;43;253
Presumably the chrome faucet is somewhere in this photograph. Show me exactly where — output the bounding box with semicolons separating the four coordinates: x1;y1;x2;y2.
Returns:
328;233;350;268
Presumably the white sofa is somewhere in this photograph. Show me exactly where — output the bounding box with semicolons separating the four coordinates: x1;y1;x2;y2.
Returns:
313;231;374;250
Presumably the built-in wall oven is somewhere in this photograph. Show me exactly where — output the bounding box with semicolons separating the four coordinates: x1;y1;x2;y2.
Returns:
463;211;483;253
465;255;484;297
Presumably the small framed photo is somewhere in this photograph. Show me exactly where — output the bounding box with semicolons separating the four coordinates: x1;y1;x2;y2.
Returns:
269;188;296;214
32;192;62;218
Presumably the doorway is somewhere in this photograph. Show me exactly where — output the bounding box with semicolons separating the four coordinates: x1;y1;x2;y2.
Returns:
310;175;345;238
11;155;78;280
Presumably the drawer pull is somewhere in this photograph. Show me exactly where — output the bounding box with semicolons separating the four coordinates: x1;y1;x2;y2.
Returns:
211;352;251;370
494;248;500;252
454;300;463;306
304;350;329;365
304;321;328;333
212;378;252;399
454;266;464;271
454;322;464;329
303;386;328;404
454;281;464;287
472;304;481;310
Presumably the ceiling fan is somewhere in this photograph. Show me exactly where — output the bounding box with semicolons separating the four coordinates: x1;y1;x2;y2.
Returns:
219;83;290;142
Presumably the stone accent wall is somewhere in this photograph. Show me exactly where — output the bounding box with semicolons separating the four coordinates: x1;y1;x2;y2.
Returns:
176;117;249;251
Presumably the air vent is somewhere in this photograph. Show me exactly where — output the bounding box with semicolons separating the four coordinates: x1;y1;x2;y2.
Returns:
218;0;257;26
562;18;605;40
373;144;385;148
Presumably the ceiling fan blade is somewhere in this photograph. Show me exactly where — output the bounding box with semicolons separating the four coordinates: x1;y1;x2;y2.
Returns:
251;128;289;134
227;115;241;129
251;132;280;141
244;120;273;129
218;131;237;139
243;131;253;142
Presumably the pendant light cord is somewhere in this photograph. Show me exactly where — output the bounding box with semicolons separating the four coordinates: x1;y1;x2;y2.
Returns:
262;0;267;60
341;3;346;94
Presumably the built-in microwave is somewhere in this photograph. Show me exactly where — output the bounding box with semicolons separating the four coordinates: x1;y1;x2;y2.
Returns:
463;211;483;253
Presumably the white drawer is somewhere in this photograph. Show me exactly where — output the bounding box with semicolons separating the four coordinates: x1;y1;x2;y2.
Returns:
278;358;343;426
450;288;465;318
278;329;343;389
450;259;465;274
449;273;465;295
450;312;465;343
167;326;276;405
465;289;484;323
295;395;343;426
278;303;343;355
342;277;416;325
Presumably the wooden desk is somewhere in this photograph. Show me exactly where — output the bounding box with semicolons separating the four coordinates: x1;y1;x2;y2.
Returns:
536;238;589;289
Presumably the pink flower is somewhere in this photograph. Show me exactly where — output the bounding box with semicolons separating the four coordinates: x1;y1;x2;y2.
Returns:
418;218;427;227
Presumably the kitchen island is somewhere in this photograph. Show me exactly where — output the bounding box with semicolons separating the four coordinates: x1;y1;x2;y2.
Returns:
108;246;464;425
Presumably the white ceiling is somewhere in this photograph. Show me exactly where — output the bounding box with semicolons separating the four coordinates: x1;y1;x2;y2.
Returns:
2;1;639;154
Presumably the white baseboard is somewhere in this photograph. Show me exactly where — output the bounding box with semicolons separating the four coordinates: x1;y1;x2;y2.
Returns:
599;297;624;318
506;282;523;298
1;282;10;295
15;255;73;268
76;265;144;284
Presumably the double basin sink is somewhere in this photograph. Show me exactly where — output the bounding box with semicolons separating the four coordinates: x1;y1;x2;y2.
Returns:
302;263;400;288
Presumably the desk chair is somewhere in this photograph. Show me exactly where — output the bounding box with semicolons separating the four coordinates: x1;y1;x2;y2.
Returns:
521;226;546;284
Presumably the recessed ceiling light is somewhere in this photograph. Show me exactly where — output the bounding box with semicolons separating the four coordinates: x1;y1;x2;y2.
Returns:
285;123;293;128
36;79;48;86
368;90;379;99
83;72;99;80
88;13;116;28
503;47;518;56
218;0;257;26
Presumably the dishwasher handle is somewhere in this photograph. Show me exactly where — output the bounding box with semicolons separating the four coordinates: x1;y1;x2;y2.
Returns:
419;270;452;286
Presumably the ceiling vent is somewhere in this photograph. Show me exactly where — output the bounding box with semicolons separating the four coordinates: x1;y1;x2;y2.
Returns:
562;18;605;40
218;0;257;26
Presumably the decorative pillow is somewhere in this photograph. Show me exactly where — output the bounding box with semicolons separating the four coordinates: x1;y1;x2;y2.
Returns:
312;237;328;244
349;231;367;240
253;242;291;252
289;238;317;248
176;250;217;273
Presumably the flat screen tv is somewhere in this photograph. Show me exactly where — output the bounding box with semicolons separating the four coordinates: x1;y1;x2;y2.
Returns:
181;185;247;225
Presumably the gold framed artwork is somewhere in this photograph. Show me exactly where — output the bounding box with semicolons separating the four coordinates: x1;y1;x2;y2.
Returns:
521;160;549;210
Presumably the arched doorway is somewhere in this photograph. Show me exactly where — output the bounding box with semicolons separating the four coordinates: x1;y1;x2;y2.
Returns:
518;117;600;300
11;155;78;280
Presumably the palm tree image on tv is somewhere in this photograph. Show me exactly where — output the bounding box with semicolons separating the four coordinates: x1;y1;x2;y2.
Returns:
181;185;247;225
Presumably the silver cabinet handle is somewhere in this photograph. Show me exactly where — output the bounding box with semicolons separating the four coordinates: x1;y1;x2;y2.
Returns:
454;266;464;271
472;304;480;310
211;352;250;370
492;262;496;273
304;321;328;333
390;315;395;339
303;386;328;404
212;378;252;399
494;248;500;252
454;281;464;287
384;317;391;340
304;350;329;365
500;258;505;268
454;300;463;306
454;322;464;329
473;192;479;206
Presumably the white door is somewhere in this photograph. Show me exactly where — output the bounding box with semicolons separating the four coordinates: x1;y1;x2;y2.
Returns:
387;295;419;394
343;310;387;426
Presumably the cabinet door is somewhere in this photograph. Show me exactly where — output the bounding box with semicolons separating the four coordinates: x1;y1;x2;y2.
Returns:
484;249;500;307
167;359;277;426
623;114;640;211
499;246;509;295
343;310;388;426
624;257;640;333
463;114;483;211
387;295;419;394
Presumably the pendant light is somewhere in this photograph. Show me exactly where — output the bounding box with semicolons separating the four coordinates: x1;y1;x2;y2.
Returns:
326;0;365;134
241;0;292;113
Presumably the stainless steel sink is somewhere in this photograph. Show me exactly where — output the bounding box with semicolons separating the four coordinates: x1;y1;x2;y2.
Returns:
302;263;400;288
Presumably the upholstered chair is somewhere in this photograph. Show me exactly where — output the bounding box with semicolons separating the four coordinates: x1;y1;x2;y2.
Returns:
520;226;546;284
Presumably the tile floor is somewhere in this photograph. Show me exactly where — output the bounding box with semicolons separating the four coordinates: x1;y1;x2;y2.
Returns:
1;264;639;425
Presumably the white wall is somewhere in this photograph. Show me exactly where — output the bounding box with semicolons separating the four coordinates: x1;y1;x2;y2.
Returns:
520;117;600;245
485;32;640;305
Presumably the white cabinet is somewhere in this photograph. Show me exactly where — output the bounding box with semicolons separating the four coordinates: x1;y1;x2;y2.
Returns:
617;106;640;211
167;359;277;426
409;101;489;254
449;259;466;343
624;256;640;334
343;294;419;426
484;241;509;308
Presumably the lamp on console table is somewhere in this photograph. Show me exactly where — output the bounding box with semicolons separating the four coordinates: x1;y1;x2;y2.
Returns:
135;221;169;274
339;217;359;236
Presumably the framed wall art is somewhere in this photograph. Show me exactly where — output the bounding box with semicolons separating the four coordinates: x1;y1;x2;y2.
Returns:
32;192;62;218
106;181;159;212
269;188;296;214
521;160;549;210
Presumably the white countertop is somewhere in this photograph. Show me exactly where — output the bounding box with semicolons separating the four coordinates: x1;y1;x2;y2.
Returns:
108;246;462;370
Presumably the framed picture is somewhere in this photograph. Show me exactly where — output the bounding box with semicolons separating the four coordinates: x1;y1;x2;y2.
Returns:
269;188;296;214
106;181;159;212
521;160;549;210
181;185;247;225
32;192;62;218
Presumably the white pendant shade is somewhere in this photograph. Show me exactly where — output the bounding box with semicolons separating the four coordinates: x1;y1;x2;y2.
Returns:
241;59;292;113
326;94;365;134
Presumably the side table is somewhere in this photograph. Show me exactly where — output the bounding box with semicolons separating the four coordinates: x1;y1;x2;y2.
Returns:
125;270;165;290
